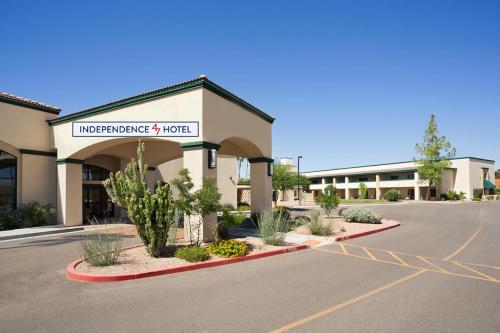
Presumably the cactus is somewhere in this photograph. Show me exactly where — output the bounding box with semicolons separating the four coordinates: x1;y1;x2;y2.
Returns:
103;142;176;257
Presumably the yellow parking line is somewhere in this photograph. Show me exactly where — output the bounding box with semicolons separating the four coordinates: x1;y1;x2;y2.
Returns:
388;251;409;267
363;247;377;260
418;256;449;273
339;243;348;255
443;222;482;261
454;261;500;270
313;248;500;284
452;261;499;282
269;270;427;333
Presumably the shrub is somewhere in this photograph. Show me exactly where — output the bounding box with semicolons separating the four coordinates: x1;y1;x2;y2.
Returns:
237;205;250;211
358;182;368;200
273;206;291;222
308;210;331;236
258;210;293;245
174;246;210;262
18;201;55;227
340;207;382;224
384;189;400;202
473;188;483;200
208;240;248;258
447;190;465;201
0;207;23;230
315;185;339;218
81;230;122;267
218;206;246;239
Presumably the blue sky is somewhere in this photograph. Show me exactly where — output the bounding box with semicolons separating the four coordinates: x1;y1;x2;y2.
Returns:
1;0;499;171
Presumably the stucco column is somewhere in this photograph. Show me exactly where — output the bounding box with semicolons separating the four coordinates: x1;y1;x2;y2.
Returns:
345;176;350;200
56;160;83;226
332;177;337;187
321;177;326;193
375;174;381;200
181;143;218;243
414;172;420;201
249;157;273;214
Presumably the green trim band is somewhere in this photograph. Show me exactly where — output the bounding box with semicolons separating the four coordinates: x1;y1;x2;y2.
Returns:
248;157;274;164
55;158;84;165
0;96;60;115
47;77;275;126
19;149;57;157
180;141;221;151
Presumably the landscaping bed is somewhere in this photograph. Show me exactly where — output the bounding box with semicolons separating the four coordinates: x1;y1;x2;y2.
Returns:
291;218;399;237
70;236;306;281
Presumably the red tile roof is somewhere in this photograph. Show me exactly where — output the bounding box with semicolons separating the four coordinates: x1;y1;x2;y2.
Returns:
0;91;61;114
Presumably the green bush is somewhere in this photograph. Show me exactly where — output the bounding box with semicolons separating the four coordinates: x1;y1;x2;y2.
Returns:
237;205;250;211
0;207;23;230
81;231;122;267
472;198;481;202
314;185;339;218
340;207;382;224
273;206;291;222
447;190;465;201
308;210;331;236
174;246;210;262
18;201;55;227
258;210;293;245
384;189;400;202
218;206;246;239
208;239;248;258
358;182;368;200
473;188;483;200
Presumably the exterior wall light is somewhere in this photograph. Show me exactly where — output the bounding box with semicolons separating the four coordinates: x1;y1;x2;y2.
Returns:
268;162;274;176
208;149;217;169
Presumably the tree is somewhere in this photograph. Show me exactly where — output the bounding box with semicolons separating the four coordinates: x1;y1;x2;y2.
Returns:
358;182;368;199
104;142;176;257
271;163;310;206
171;168;221;245
496;170;500;179
315;185;339;218
414;114;456;200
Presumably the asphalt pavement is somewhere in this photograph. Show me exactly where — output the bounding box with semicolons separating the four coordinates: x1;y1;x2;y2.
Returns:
0;201;498;332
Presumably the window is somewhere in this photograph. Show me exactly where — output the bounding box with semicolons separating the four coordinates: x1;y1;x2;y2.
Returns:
82;164;111;181
390;175;399;180
359;177;368;182
0;150;16;208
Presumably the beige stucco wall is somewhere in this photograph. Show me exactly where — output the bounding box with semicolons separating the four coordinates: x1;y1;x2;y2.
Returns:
203;89;272;158
0;101;58;208
52;89;204;160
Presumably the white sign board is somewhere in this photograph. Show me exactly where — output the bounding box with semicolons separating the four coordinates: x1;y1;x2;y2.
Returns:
72;121;199;137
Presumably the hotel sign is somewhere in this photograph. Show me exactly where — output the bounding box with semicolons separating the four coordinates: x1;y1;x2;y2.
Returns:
72;121;199;137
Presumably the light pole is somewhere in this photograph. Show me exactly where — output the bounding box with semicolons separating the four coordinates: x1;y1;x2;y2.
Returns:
297;155;303;205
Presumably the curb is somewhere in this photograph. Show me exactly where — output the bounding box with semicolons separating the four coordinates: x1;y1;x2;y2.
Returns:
0;227;84;241
67;244;309;283
335;223;400;242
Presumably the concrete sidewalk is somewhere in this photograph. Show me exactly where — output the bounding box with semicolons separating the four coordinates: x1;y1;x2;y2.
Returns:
0;225;84;241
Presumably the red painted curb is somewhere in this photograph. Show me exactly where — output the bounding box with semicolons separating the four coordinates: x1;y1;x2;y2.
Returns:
335;223;400;242
67;244;309;283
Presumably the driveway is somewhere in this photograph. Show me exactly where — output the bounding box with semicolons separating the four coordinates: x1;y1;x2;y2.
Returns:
0;202;498;332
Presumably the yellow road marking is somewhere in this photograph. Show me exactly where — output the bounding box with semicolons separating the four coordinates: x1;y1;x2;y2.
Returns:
313;248;500;284
417;256;449;273
388;251;409;267
339;243;348;255
452;261;499;282
454;261;500;270
269;270;427;333
362;247;377;260
443;222;482;261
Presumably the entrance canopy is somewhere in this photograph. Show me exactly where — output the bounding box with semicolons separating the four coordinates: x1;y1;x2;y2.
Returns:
49;76;275;238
